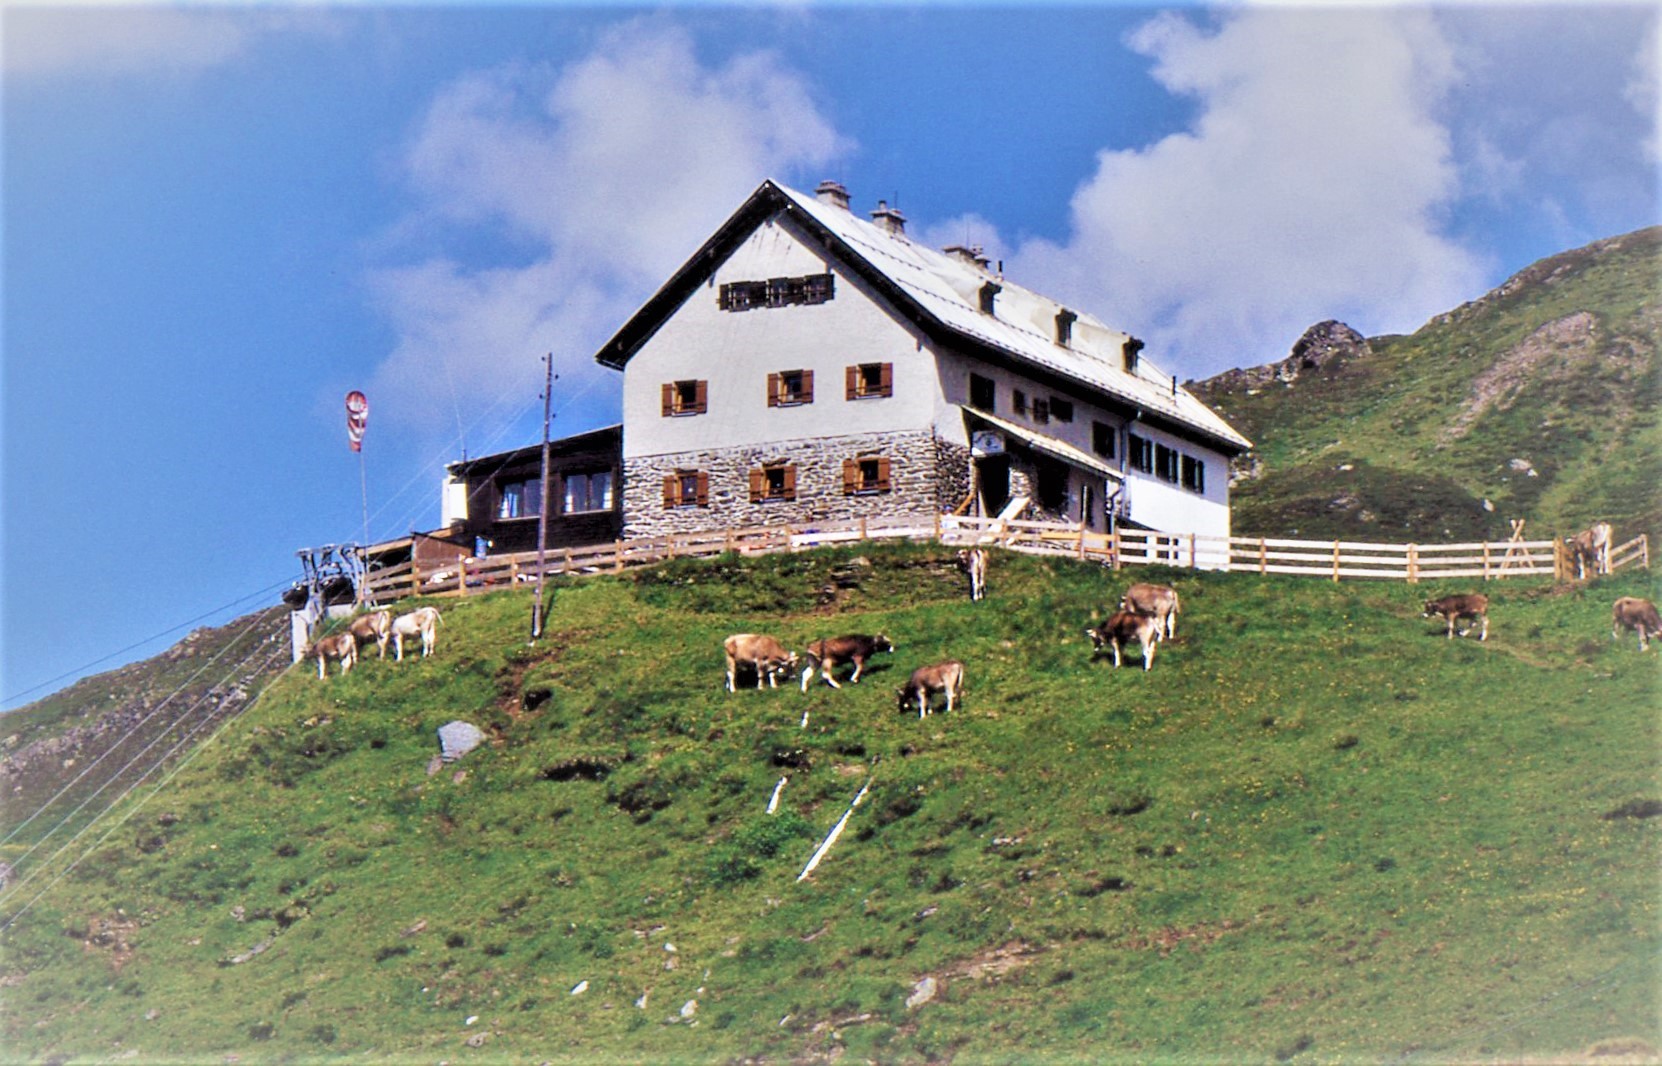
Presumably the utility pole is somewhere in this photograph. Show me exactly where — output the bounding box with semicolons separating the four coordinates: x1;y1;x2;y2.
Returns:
531;353;554;641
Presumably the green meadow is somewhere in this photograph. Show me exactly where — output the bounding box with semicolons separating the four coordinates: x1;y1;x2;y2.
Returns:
3;542;1658;1063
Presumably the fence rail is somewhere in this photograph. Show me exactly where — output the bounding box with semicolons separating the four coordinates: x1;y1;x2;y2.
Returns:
359;514;1649;605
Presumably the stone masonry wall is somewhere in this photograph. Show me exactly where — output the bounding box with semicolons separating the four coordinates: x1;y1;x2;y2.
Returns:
624;430;969;538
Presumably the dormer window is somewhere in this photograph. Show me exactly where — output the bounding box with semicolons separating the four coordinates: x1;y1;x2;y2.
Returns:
979;281;1001;316
1123;337;1144;374
1055;309;1077;347
720;273;834;311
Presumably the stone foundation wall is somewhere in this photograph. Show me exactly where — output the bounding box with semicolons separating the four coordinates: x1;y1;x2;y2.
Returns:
624;430;969;538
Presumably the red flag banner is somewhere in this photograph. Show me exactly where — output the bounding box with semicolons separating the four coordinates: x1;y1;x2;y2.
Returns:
345;391;369;452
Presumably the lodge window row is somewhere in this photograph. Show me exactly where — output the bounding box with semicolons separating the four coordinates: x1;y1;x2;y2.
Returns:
495;470;615;519
663;457;893;508
1128;433;1207;494
718;272;835;312
662;363;893;416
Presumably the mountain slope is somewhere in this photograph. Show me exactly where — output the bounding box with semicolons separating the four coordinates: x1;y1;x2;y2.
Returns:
1193;227;1662;542
2;544;1656;1063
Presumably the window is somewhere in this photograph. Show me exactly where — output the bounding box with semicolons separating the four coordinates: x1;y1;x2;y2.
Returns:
720;273;834;311
1049;397;1074;423
1032;398;1050;425
1092;420;1116;459
969;373;996;412
662;470;709;509
661;379;707;416
842;456;892;495
846;362;894;400
497;477;541;520
749;463;797;502
1011;389;1027;417
1181;455;1206;494
564;471;614;513
978;281;1001;315
768;369;814;407
1128;433;1153;474
1155;443;1179;484
1036;459;1069;512
1055;309;1077;347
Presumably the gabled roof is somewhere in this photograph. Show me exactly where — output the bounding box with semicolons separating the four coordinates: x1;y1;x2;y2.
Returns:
594;179;1250;454
446;424;621;477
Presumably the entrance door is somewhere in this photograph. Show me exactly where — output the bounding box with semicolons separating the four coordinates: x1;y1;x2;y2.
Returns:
976;455;1010;516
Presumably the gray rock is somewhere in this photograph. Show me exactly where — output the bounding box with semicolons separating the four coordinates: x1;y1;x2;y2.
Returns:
437;722;485;763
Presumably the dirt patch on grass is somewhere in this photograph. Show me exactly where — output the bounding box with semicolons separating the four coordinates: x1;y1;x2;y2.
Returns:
1120;919;1249;957
76;914;140;972
940;939;1043;981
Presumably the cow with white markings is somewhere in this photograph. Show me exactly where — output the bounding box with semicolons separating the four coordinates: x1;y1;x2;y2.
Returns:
897;660;965;718
1119;583;1180;641
957;548;988;602
347;609;392;660
308;631;357;679
1423;593;1488;641
1612;596;1661;651
724;633;800;693
392;606;443;661
1566;522;1614;580
800;633;894;691
1085;610;1161;671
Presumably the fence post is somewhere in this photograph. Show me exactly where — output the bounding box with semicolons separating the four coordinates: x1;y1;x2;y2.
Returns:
1111;528;1122;570
410;560;423;598
1552;539;1568;582
1407;544;1418;585
458;558;469;597
1482;541;1491;581
1332;541;1341;583
1189;533;1197;570
1644;534;1650;570
1258;537;1267;575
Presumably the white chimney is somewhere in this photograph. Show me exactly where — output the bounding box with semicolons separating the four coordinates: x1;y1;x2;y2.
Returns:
943;244;990;271
815;180;851;210
870;199;907;236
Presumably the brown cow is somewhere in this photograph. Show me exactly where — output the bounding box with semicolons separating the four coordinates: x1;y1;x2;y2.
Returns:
1423;593;1488;641
1086;610;1160;671
308;631;357;679
1612;596;1661;651
957;548;988;602
347;609;392;660
897;660;965;718
724;633;800;692
1566;522;1614;580
1119;583;1180;641
800;633;894;691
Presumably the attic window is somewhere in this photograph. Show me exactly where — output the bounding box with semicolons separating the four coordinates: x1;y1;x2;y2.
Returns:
720;273;834;312
1055;309;1077;346
978;281;1001;315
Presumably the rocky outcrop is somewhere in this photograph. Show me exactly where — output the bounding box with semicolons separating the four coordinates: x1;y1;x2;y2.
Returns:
1200;320;1373;392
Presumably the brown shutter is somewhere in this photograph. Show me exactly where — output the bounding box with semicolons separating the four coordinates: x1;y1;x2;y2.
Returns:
879;362;893;397
842;458;858;495
783;464;797;501
663;475;678;508
846;365;858;401
695;471;709;506
800;369;814;403
662;383;675;417
749;467;765;502
767;373;780;408
693;380;707;414
876;457;892;492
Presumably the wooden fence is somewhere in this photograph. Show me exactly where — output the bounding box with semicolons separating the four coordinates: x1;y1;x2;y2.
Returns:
358;512;1649;606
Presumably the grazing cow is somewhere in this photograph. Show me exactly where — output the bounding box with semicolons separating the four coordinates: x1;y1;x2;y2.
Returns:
897;660;965;718
1119;583;1180;641
347;609;392;660
392;606;443;661
800;633;895;691
1612;596;1661;651
1423;593;1488;641
309;631;357;679
1566;522;1614;580
957;548;988;602
1085;610;1161;671
723;633;800;693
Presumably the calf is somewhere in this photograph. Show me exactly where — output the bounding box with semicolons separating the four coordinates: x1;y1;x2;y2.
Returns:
800;633;894;691
1423;593;1488;641
392;606;443;661
309;631;357;679
1566;522;1614;580
347;609;392;660
1612;596;1661;651
957;548;988;602
1085;610;1160;671
724;633;800;693
1119;583;1180;641
897;660;965;718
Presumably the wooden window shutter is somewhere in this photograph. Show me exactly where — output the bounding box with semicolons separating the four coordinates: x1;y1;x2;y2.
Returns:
842;458;858;495
695;471;709;506
800;369;814;403
693;380;707;414
661;383;675;417
662;475;678;508
749;467;765;502
846;365;858;401
783;464;797;500
879;362;893;396
767;373;780;408
876;457;892;491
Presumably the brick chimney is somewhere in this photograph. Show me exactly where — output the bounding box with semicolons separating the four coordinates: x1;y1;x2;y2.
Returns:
815;180;851;210
870;199;907;236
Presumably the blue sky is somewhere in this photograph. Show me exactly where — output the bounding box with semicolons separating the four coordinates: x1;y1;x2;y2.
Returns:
3;2;1657;709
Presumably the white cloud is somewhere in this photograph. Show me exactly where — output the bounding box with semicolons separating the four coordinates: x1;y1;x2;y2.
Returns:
373;18;848;433
2;6;338;80
1627;16;1660;162
1010;7;1489;379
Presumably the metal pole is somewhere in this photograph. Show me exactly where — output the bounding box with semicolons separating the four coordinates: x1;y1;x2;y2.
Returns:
358;453;371;606
531;354;554;641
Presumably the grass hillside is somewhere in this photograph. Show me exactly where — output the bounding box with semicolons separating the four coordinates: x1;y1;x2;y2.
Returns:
1193;227;1662;543
2;542;1658;1063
